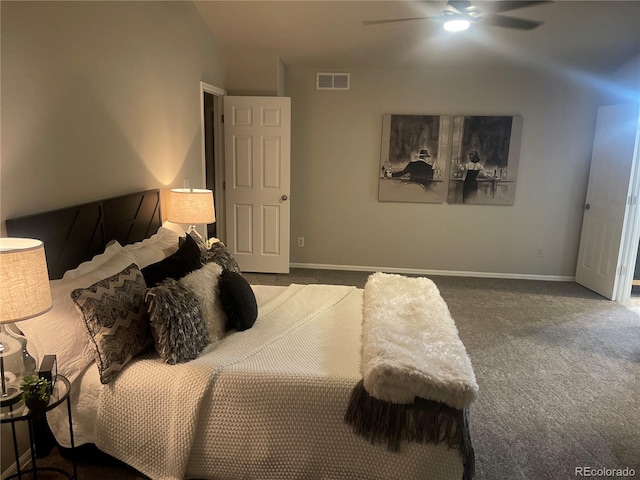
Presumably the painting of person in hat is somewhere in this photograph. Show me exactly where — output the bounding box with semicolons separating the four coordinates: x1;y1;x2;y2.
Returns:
387;149;434;187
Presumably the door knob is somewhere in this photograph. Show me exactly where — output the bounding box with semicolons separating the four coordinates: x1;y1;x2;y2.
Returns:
281;195;288;201
584;203;590;210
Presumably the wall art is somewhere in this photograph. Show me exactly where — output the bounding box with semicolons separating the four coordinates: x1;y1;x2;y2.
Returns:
447;115;522;205
378;114;450;203
378;114;522;205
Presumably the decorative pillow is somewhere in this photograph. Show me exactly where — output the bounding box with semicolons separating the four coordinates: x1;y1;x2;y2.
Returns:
218;270;258;331
145;279;210;364
141;233;202;287
17;248;139;384
70;263;151;384
202;241;241;274
62;241;127;280
123;226;181;268
179;262;227;343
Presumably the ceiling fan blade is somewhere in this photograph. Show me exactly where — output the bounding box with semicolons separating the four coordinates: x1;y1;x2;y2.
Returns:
480;14;543;30
446;0;471;15
363;16;429;26
479;1;552;15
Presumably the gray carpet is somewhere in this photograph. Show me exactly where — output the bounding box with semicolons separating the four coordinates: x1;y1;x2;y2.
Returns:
28;269;640;479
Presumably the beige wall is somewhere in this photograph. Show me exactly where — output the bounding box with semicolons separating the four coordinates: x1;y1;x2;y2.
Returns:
224;49;281;96
0;0;226;470
285;64;616;278
0;1;226;233
606;53;640;104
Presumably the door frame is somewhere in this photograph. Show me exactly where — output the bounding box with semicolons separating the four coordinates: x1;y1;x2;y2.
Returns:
200;81;227;242
615;112;640;301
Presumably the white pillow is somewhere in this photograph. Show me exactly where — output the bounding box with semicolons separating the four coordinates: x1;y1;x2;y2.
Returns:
123;226;180;269
62;241;127;281
17;248;138;384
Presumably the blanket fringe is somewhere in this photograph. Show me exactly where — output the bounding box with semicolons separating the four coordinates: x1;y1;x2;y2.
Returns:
344;380;475;480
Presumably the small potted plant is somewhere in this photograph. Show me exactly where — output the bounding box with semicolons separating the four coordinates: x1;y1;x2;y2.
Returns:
20;375;52;412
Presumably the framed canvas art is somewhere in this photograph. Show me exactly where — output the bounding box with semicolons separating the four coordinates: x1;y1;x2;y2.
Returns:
447;115;523;205
378;114;451;203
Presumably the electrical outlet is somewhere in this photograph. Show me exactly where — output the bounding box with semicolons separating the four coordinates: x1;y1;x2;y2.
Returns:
298;237;305;247
537;248;544;257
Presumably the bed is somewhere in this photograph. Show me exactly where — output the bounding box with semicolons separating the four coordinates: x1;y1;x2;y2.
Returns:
6;189;478;480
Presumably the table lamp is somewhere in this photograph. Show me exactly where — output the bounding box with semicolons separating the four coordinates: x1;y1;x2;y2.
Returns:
167;188;216;240
0;238;52;405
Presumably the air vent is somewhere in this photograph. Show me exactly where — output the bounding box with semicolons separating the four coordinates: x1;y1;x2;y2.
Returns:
316;72;351;90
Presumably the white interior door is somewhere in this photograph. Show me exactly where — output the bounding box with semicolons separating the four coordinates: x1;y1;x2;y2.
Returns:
575;104;640;299
223;96;291;273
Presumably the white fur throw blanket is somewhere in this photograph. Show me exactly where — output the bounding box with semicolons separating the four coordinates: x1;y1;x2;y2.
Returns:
345;273;478;479
361;272;478;409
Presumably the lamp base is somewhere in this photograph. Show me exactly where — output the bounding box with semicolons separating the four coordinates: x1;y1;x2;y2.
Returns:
186;225;204;240
1;385;22;407
1;326;27;407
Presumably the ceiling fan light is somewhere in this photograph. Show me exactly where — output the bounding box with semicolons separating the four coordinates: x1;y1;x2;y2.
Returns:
444;19;470;32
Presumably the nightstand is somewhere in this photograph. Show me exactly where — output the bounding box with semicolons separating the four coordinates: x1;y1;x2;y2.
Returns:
1;374;77;479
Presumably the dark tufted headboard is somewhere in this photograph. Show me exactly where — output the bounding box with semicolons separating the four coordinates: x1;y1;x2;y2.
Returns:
6;189;162;280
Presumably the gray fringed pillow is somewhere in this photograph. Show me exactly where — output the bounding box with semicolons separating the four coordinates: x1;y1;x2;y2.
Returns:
145;279;210;365
201;241;241;274
179;262;227;343
71;263;151;384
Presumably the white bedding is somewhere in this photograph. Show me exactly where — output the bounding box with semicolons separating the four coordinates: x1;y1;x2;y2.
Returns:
47;285;287;448
47;284;463;480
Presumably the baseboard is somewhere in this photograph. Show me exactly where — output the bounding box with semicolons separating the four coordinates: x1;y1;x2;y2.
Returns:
289;263;575;282
1;450;32;480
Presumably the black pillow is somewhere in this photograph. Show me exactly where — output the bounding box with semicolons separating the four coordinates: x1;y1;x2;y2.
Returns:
178;230;208;255
218;270;258;331
142;234;202;287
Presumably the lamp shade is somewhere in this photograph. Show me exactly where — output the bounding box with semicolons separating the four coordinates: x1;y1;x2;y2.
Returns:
0;238;52;323
167;188;215;225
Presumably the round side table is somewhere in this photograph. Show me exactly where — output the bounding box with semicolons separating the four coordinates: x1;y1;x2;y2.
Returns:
1;374;77;479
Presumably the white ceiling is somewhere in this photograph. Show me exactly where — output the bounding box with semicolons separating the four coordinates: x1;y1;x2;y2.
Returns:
195;1;640;72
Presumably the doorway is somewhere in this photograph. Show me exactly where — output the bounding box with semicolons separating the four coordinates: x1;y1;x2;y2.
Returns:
203;91;216;238
632;248;640;295
200;82;226;242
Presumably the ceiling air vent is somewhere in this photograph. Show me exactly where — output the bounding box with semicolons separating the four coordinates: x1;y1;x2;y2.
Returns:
316;72;350;90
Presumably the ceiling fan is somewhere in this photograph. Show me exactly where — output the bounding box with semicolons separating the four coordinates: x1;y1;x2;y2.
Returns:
363;1;551;31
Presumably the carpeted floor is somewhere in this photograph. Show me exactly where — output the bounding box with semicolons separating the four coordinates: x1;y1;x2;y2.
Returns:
14;269;640;480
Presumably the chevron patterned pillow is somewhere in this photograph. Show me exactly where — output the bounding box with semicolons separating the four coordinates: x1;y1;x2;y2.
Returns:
71;263;152;384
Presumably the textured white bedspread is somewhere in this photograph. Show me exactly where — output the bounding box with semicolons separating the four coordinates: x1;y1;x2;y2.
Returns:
49;284;463;480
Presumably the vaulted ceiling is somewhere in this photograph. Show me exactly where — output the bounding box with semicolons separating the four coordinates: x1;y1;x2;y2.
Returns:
195;1;640;73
